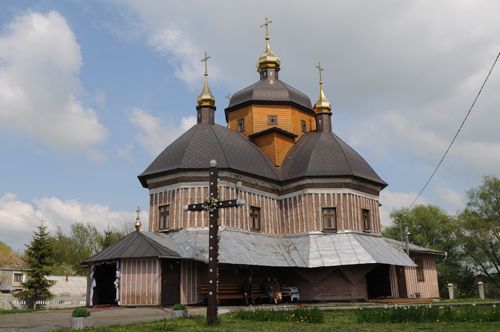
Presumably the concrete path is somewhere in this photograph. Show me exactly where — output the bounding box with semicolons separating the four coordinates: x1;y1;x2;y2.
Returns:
0;307;168;332
2;301;499;331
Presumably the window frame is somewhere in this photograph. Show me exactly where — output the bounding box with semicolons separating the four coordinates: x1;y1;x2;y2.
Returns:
267;115;278;125
249;206;261;231
322;207;337;231
300;120;307;133
158;204;170;230
13;273;23;283
362;209;371;231
415;258;425;282
237;118;245;132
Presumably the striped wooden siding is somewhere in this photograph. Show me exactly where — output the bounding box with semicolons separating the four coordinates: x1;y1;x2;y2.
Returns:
404;255;439;298
389;265;399;298
180;260;204;304
149;186;382;235
120;259;161;305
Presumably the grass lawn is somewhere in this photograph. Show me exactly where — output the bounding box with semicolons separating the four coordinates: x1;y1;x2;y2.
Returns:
0;308;36;315
53;310;500;332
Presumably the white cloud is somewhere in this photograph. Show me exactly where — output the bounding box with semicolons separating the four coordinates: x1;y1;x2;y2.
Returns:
0;11;108;154
379;190;427;226
120;1;500;183
435;186;463;211
129;108;196;156
0;192;147;250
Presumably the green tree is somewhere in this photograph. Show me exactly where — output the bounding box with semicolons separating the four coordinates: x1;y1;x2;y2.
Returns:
17;220;55;308
0;241;24;268
457;176;500;291
383;205;475;297
50;222;129;275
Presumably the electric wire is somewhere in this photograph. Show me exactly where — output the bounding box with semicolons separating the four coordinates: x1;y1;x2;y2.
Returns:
407;51;500;210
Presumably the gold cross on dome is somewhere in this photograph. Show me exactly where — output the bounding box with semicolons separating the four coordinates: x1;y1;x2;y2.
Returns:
201;51;211;76
316;62;324;82
260;17;272;37
135;206;141;218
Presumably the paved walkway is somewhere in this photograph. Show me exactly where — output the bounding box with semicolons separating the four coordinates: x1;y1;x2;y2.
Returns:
0;307;168;332
2;301;499;331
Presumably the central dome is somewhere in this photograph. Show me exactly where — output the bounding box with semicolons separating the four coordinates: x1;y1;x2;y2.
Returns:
225;76;313;115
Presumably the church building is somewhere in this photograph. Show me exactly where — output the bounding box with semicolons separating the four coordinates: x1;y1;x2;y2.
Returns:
84;21;442;306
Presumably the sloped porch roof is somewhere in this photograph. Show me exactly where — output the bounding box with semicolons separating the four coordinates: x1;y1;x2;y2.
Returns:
84;228;416;268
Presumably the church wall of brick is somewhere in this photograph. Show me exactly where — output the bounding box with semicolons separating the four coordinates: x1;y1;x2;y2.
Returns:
120;259;161;306
404;255;440;298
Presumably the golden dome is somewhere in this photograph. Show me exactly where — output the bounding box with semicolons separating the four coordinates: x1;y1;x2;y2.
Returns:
197;52;216;107
257;18;281;73
314;62;331;113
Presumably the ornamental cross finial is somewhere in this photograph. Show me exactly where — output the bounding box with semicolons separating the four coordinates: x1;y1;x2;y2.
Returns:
260;17;272;38
316;62;324;83
201;51;211;76
135;206;142;231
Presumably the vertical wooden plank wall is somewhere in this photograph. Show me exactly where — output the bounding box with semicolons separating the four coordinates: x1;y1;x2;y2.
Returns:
149;185;382;235
404;255;440;298
180;260;203;304
120;259;161;306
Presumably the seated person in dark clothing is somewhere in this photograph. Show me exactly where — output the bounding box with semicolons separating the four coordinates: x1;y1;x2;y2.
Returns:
241;276;255;306
272;277;282;304
262;276;274;304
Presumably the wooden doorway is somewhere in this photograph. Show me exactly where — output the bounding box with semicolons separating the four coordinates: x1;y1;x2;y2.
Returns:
161;259;180;306
366;265;392;298
396;266;407;298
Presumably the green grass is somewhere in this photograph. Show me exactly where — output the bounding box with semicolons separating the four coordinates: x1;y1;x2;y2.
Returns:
51;309;500;332
0;308;37;315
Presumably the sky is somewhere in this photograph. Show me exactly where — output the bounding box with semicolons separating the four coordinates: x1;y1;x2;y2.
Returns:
0;0;499;251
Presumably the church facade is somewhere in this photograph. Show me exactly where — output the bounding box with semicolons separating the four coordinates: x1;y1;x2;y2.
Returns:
85;23;442;306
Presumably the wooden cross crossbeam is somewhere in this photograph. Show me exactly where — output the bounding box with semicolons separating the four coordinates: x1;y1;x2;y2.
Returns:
185;199;243;212
184;160;245;325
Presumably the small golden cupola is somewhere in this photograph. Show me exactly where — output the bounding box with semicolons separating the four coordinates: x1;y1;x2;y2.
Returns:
314;62;332;113
314;62;333;132
197;52;216;108
257;17;281;77
196;52;216;125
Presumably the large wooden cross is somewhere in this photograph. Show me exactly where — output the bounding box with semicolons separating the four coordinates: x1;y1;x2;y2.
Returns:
184;159;244;324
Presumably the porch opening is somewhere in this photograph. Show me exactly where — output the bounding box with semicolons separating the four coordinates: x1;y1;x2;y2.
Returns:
366;264;391;298
92;262;116;305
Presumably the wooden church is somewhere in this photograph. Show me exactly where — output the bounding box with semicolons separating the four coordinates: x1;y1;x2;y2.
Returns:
84;21;442;307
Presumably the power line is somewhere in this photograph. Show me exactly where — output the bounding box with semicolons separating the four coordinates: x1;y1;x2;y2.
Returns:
407;51;500;210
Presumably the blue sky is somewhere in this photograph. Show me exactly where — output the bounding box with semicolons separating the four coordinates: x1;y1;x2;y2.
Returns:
1;1;499;250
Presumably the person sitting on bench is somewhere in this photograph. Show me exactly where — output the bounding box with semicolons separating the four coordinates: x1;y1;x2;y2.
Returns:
272;277;282;304
241;275;255;306
262;276;274;304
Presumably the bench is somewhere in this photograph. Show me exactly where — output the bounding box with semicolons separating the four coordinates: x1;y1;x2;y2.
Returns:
199;282;268;303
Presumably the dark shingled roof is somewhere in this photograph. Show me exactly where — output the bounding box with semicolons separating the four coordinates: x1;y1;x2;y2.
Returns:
225;77;313;115
384;238;445;256
138;123;280;186
82;231;180;265
280;131;387;187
